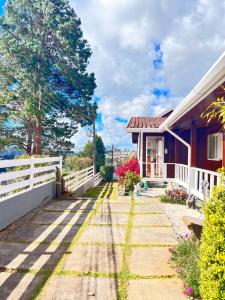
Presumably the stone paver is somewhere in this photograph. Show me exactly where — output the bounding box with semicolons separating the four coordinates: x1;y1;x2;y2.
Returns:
79;225;127;244
31;211;89;225
131;227;177;245
0;188;184;299
0;273;44;300
99;203;130;213
1;223;80;244
40;276;118;300
0;241;67;271
128;279;185;300
62;245;123;273
91;213;129;225
130;247;176;276
133;203;165;213
134;197;161;205
45;199;96;211
133;214;171;226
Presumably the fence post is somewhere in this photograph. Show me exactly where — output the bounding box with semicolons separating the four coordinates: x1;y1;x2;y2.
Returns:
30;157;35;190
56;166;62;199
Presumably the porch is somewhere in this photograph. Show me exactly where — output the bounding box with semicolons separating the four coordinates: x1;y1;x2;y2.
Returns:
142;162;221;201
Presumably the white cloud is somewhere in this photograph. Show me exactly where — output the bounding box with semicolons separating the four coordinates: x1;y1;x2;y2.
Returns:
69;0;225;148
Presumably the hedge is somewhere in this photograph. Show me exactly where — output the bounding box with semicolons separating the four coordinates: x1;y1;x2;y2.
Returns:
199;183;225;300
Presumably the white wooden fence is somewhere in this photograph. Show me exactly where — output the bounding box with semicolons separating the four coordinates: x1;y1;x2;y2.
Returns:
62;166;102;193
0;157;62;200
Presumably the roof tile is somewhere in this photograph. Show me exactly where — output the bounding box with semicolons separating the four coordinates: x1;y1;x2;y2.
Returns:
127;117;166;129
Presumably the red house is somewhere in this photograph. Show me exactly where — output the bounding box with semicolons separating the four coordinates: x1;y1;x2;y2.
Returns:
127;52;225;200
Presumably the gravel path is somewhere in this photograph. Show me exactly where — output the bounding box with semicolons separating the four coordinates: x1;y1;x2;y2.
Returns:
162;203;203;236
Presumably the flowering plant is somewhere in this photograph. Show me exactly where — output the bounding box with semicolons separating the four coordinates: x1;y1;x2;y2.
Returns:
165;182;188;203
115;157;140;191
170;234;200;298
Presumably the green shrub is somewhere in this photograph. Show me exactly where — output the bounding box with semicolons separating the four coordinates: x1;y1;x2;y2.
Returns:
100;165;114;182
123;171;140;192
199;182;225;300
170;234;200;298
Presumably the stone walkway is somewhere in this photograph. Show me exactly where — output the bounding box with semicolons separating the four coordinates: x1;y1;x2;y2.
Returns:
0;183;186;299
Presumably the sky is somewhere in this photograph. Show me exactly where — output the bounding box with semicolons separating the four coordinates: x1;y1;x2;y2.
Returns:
1;0;225;150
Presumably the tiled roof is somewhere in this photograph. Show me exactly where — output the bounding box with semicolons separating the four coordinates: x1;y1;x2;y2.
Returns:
127;117;166;129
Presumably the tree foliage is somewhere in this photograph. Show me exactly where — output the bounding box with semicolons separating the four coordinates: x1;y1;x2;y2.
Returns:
201;86;225;126
0;0;96;154
64;155;92;172
81;136;105;172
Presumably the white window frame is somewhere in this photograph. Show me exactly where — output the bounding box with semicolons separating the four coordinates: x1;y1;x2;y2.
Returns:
207;133;223;161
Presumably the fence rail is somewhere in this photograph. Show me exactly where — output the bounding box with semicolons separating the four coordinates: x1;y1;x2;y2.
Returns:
62;166;102;193
0;157;62;200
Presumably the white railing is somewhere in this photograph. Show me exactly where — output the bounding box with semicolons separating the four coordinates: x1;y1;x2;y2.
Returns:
63;166;102;192
0;156;62;200
145;162;221;200
190;167;220;200
175;164;189;188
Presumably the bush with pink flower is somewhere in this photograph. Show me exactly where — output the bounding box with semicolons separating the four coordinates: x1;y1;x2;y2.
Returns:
115;157;140;191
170;233;200;298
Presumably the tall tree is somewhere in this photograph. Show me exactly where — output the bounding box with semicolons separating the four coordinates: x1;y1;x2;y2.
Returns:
0;0;96;154
82;136;105;172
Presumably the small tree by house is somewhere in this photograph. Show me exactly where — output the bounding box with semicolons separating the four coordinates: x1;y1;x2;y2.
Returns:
81;136;105;172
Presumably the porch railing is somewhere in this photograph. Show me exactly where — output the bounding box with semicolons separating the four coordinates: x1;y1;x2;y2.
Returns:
144;162;221;200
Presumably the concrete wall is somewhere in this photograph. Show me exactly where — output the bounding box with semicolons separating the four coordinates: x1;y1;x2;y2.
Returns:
0;181;56;231
72;177;96;198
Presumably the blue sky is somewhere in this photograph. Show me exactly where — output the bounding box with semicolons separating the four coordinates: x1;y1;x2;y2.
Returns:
1;0;225;150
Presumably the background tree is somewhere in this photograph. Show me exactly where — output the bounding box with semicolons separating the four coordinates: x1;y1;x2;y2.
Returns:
0;0;96;154
82;136;105;172
64;156;92;172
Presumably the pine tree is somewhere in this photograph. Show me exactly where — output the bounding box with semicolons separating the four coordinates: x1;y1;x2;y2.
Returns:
0;0;96;154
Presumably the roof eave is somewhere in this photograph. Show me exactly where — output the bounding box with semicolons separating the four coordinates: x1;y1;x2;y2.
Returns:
127;128;162;133
160;50;225;131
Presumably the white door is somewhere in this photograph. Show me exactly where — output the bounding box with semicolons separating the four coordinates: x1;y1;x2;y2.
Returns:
146;137;164;178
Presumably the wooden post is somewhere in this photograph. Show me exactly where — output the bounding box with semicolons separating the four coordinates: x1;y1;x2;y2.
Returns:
56;166;61;199
191;122;197;167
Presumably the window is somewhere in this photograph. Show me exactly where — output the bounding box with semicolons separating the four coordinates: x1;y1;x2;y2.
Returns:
207;133;222;160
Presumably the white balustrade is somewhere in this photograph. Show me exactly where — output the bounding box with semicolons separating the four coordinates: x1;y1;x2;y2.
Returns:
144;162;221;201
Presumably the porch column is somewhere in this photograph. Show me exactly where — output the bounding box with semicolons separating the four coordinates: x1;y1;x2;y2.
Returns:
137;133;140;160
140;131;143;177
174;130;180;163
191;122;197;167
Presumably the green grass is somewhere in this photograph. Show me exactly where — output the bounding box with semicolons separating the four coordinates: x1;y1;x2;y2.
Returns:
160;194;185;205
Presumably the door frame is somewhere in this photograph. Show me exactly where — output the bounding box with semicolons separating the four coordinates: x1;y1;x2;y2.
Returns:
145;136;165;178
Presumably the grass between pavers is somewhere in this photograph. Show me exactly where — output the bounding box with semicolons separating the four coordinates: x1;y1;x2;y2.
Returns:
1;187;176;299
30;183;115;299
117;195;134;300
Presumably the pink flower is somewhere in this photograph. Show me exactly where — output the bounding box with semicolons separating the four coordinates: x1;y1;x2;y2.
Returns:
176;267;181;273
184;233;190;241
183;287;193;295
